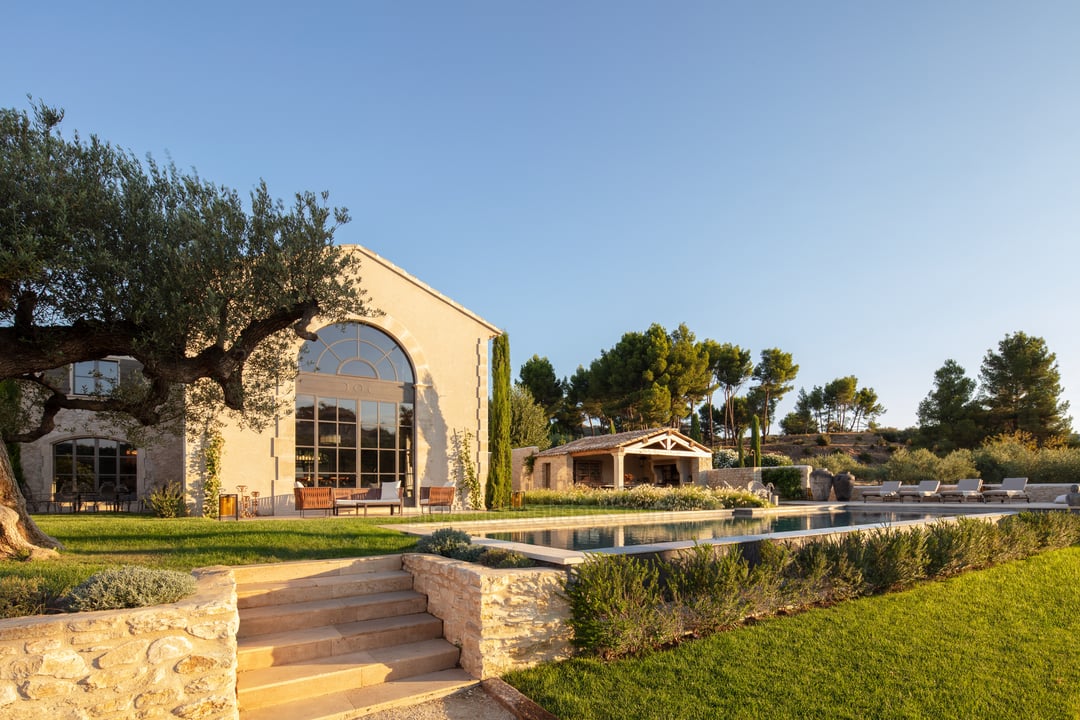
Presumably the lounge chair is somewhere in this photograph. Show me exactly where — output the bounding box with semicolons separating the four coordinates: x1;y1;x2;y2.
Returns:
861;480;902;502
938;478;984;503
897;480;941;503
983;477;1030;503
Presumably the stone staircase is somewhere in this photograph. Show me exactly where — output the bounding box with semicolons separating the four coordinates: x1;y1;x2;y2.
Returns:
234;556;474;720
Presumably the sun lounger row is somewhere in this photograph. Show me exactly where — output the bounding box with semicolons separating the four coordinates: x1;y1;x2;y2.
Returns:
861;478;1030;503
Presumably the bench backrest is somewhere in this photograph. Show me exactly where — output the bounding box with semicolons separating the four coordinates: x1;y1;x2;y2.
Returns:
426;486;455;506
294;486;333;510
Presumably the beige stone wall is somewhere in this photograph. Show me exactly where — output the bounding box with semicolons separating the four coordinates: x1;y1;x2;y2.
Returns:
698;467;760;488
403;554;572;679
511;447;539;492
0;567;238;720
19;409;183;504
532;456;573;492
698;465;812;495
184;244;501;515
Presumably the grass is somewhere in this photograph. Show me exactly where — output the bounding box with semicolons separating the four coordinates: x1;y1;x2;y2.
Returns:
504;546;1080;720
0;505;642;606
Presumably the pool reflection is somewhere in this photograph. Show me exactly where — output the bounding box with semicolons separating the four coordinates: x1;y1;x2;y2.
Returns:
480;511;940;552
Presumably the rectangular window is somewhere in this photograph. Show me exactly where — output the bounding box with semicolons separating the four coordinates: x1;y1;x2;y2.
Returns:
73;360;119;395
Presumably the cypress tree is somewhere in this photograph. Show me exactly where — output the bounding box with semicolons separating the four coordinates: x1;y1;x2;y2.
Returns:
689;412;702;442
486;332;513;509
751;415;762;468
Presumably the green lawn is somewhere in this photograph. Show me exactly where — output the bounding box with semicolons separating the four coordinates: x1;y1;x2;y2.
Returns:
504;546;1080;720
0;506;640;601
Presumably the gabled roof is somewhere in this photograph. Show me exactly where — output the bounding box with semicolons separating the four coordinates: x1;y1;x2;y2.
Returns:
537;428;712;458
348;244;502;336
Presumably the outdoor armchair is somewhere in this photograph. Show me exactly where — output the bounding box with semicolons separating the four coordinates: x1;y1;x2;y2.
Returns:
420;486;455;514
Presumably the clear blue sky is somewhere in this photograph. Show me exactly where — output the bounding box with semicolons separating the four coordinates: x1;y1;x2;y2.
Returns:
5;1;1079;430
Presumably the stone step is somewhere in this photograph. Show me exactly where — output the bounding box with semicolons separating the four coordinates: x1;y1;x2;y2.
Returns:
232;555;404;586
238;639;462;712
238;613;444;671
239;668;476;720
238;569;414;610
238;590;428;639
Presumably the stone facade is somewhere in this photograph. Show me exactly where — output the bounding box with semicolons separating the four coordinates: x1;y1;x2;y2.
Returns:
403;554;572;679
0;567;238;720
18;244;501;517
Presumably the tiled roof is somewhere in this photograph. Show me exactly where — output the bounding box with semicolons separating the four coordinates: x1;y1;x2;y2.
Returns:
537;428;683;457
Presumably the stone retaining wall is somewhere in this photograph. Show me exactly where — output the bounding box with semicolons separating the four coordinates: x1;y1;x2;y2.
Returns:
0;567;238;720
403;553;572;679
698;465;813;495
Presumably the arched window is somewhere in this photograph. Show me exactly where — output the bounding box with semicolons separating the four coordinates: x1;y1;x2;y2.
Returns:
299;323;414;382
53;438;137;493
295;323;415;495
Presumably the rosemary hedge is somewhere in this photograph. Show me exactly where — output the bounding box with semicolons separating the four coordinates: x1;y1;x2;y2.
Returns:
564;511;1080;658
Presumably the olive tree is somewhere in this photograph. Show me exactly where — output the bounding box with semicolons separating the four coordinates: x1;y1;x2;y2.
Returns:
0;101;373;558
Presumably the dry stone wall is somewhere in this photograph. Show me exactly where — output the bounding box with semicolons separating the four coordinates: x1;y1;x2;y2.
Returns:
403;553;572;679
0;567;238;720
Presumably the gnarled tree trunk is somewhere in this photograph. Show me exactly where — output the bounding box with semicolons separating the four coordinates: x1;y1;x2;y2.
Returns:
0;443;61;559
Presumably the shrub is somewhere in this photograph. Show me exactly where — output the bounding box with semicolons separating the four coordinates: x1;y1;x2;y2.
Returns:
563;554;678;658
859;527;927;592
416;530;536;568
477;547;535;568
789;537;864;604
885;448;977;485
0;576;59;618
816;434;831;446
666;544;751;635
745;540;793;614
1014;510;1080;550
523;486;769;511
146;482;188;518
564;512;1080;659
924;518;998;577
414;528;472;556
972;431;1080;484
712;449;740;469
762;466;803;500
811;452;859;474
760;452;792;467
446;543;487;562
65;566;196;611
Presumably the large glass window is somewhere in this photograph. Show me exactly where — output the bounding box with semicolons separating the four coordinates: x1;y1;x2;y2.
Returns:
296;323;415;493
53;438;137;493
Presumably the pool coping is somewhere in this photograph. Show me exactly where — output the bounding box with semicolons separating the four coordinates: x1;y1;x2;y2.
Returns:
388;503;1024;566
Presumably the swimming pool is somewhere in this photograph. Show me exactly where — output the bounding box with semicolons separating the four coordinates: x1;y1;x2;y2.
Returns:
474;509;963;552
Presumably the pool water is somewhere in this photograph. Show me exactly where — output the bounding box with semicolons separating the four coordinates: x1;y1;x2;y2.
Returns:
477;510;944;552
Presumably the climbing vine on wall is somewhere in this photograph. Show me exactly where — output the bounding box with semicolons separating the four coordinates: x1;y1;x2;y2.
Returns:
450;429;483;510
201;429;224;519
